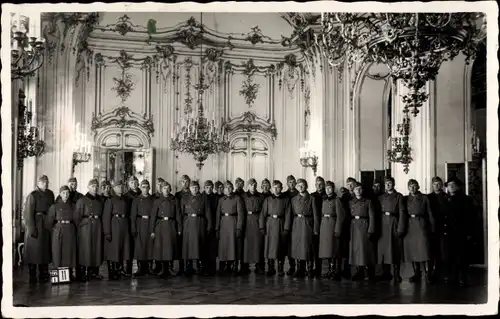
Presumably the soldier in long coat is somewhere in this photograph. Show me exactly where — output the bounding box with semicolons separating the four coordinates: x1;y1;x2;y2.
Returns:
24;175;55;283
123;176;141;276
442;178;475;286
317;181;345;280
74;179;105;281
103;181;131;280
340;177;357;278
180;180;213;276
427;176;447;282
311;176;327;277
130;180;155;277
349;182;376;281
47;186;77;280
174;174;192;276
259;180;292;276
290;179;316;278
150;181;180;279
56;177;84;204
377;176;406;283
404;179;435;284
216;181;245;274
282;175;298;276
202;180;219;276
241;178;265;275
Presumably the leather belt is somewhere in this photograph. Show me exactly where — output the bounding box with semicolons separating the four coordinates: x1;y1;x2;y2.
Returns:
271;214;279;218
323;214;336;218
223;213;236;217
83;215;99;219
410;214;423;218
159;217;173;221
189;214;201;217
353;216;368;220
57;220;71;224
247;211;257;215
138;215;150;219
384;212;397;216
114;214;126;218
36;212;47;215
295;214;311;218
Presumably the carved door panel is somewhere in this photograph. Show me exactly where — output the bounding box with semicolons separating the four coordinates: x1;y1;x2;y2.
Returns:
230;137;249;183
92;146;107;183
250;137;270;185
229;135;270;185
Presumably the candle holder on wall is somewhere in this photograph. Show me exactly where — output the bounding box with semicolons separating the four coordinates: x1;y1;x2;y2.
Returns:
17;89;45;170
299;141;318;176
72;152;92;174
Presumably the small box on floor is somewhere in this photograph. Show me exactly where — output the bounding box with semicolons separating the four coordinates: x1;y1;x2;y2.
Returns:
50;267;70;284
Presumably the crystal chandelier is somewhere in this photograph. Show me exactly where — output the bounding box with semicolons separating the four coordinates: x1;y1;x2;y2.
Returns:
17;89;45;169
387;115;412;174
170;13;230;169
318;13;486;116
11;13;46;80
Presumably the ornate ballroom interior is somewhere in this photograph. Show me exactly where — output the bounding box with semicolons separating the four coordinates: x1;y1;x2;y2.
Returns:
8;10;491;307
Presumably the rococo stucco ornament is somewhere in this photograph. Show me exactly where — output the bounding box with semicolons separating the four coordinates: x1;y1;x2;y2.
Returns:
91;106;154;138
224;111;278;141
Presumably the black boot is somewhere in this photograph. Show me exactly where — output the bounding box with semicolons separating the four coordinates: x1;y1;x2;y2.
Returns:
286;258;296;276
314;258;322;277
379;264;393;281
367;265;376;281
239;263;251;276
232;261;240;276
75;265;82;282
133;261;146;277
161;262;171;279
28;264;37;284
38;264;50;283
81;266;89;282
351;266;365;281
176;260;185;276
125;260;133;277
423;262;433;284
393;264;402;283
255;261;265;275
332;259;342;281
266;260;276;276
185;260;195;277
341;259;351;279
278;260;285;277
409;262;421;283
151;260;162;275
218;261;226;275
113;262;122;279
293;261;306;278
306;261;315;278
94;266;104;280
322;259;333;278
107;261;117;280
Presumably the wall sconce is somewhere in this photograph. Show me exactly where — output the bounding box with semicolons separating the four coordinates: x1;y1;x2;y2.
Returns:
17;89;45;170
72;122;92;174
471;126;483;159
299;141;318;176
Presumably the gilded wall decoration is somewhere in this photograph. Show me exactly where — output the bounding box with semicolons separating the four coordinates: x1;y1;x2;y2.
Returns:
224;111;278;140
153;44;177;91
182;57;194;114
203;48;224;89
239;59;260;107
276;53;307;97
91;106;154;137
99;14;145;36
280;13;322;64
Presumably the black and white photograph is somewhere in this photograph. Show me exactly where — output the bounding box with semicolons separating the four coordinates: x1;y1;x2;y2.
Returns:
1;1;498;317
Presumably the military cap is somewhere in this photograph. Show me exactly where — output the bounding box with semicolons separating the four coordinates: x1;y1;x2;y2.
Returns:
215;181;224;188
140;179;150;187
272;180;283;187
191;180;200;187
128;176;139;182
38;175;49;182
261;178;271;185
156;177;166;183
353;181;363;188
431;176;443;184
445;177;463;188
224;180;234;188
101;180;111;187
286;175;296;182
247;178;257;186
296;178;308;187
180;174;191;181
235;177;244;183
59;185;70;193
315;176;325;183
373;179;382;185
408;179;419;187
325;181;335;188
339;187;348;193
346;177;356;183
161;181;171;188
88;178;99;186
384;176;395;184
68;177;77;183
112;180;123;188
204;180;214;187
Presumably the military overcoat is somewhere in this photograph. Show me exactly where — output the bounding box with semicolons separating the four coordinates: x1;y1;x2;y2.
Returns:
377;191;406;264
349;197;376;266
102;195;131;262
317;195;345;259
47;200;77;267
403;192;435;262
150;194;180;261
74;193;104;267
259;195;292;259
216;194;245;261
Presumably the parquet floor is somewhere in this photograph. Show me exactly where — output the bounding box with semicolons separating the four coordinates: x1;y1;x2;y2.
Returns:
12;263;487;306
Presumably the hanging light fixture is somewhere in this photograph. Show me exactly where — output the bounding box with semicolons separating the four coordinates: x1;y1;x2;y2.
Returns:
318;12;486;116
11;12;46;80
17;89;45;169
170;12;230;169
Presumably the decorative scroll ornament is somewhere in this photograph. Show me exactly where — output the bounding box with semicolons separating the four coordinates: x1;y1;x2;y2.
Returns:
202;47;224;90
153;44;177;92
91;106;154;137
182;57;194;114
224;112;278;140
101;14;143;36
387;115;412;174
318;13;486;117
277;53;306;97
239;59;260;107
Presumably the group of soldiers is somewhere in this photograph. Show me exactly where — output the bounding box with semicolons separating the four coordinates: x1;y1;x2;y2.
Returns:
22;172;475;287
